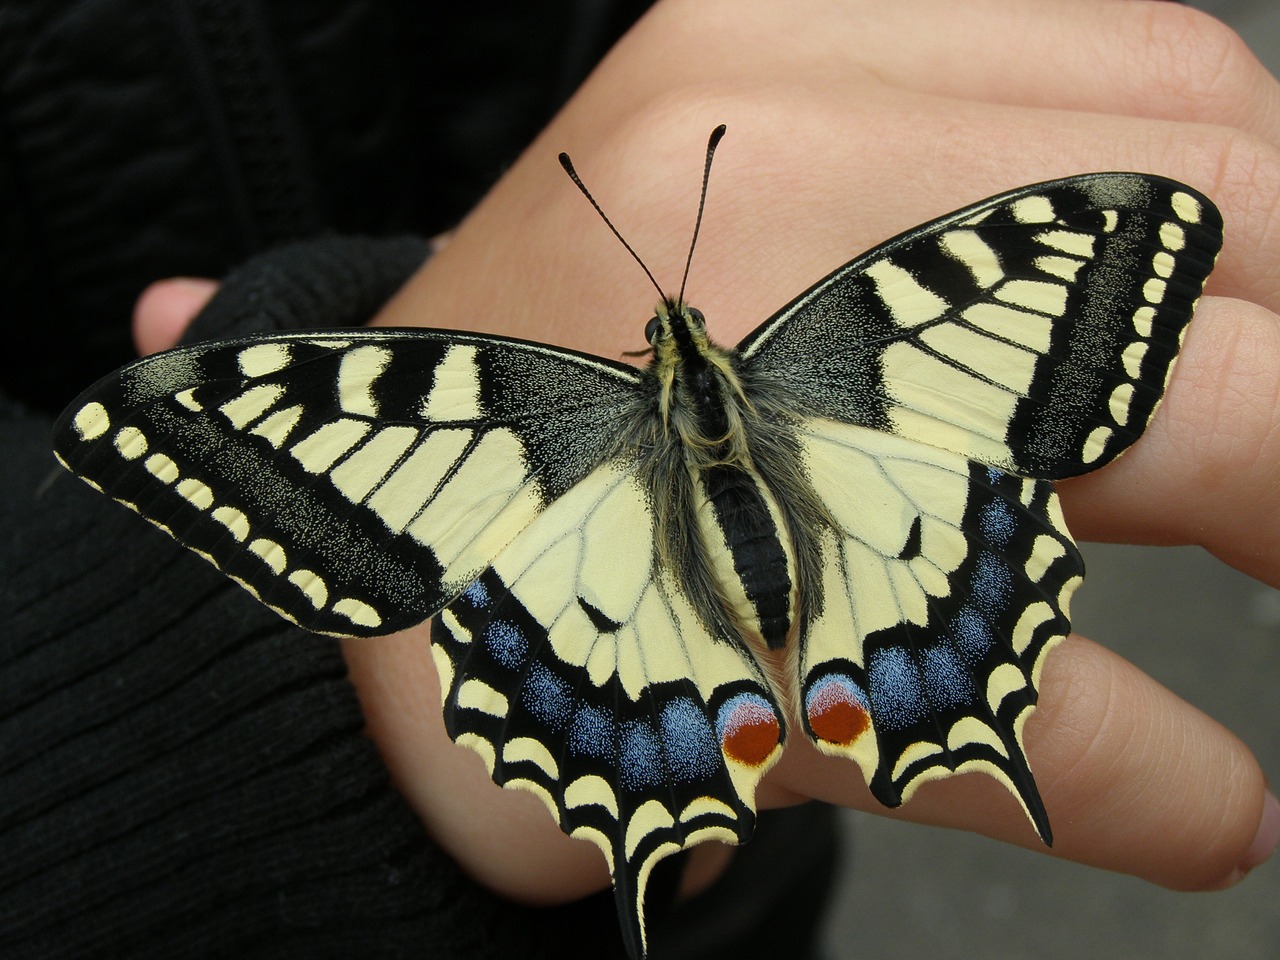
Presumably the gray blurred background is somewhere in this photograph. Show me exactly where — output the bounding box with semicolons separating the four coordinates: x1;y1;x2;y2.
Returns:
820;3;1280;957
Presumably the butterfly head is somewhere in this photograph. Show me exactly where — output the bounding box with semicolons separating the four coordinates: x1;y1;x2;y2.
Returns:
645;299;707;349
647;299;727;388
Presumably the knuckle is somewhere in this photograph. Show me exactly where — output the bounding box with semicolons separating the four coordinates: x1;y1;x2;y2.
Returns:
1130;2;1264;119
1174;299;1280;494
1208;131;1280;302
1212;128;1280;200
1156;125;1280;301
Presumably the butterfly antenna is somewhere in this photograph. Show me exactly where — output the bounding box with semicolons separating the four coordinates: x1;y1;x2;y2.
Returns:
677;123;726;307
559;151;666;303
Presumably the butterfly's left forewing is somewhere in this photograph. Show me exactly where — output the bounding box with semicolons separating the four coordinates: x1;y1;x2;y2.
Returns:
432;458;784;959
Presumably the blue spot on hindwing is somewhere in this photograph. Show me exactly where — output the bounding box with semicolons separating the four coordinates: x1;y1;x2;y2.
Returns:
620;720;663;790
660;698;720;783
978;496;1016;547
568;705;616;761
867;647;927;730
920;644;975;710
461;578;491;609
950;605;995;662
521;662;574;730
970;552;1012;613
484;620;527;668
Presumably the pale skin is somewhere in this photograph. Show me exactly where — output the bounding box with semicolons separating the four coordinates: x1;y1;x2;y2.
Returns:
134;0;1279;915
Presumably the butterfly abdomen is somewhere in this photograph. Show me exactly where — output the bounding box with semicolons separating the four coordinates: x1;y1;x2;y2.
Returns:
693;460;797;652
652;311;801;653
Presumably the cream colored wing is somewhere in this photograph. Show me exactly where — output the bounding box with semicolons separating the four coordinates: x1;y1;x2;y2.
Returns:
739;174;1221;479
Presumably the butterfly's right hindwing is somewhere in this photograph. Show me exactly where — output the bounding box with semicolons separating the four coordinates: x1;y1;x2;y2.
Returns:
791;420;1080;839
53;329;642;636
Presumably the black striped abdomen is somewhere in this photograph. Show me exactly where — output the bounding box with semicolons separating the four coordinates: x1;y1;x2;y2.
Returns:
697;463;796;650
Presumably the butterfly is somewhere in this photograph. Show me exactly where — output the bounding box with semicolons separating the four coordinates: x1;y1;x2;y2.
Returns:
53;126;1221;958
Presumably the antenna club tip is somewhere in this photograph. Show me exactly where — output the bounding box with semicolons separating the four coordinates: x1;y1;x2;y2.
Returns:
558;152;574;172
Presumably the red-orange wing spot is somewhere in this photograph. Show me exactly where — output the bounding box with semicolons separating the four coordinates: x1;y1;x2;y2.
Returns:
805;674;871;746
716;692;782;766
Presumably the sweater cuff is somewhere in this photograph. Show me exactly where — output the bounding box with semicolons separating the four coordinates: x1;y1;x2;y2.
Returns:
183;234;429;343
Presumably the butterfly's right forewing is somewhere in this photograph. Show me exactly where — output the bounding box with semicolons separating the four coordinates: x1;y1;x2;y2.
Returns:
53;329;642;636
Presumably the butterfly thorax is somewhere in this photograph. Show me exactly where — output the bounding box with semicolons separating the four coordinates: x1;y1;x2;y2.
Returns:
649;301;748;461
648;301;798;652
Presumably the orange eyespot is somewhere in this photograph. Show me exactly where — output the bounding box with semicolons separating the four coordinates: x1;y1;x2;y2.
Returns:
716;692;781;767
805;674;871;746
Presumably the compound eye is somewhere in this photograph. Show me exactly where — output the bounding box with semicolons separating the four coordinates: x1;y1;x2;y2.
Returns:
644;315;663;343
687;307;706;327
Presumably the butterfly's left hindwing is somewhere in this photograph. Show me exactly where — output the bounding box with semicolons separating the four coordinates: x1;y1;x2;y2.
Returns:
791;420;1079;839
53;329;642;636
431;460;784;959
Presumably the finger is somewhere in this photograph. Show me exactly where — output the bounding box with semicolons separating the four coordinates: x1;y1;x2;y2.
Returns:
1063;296;1280;587
341;629;614;905
382;35;1280;350
132;278;219;356
380;90;1273;353
788;0;1280;143
766;634;1277;890
1033;635;1276;889
620;0;1280;143
696;94;1280;320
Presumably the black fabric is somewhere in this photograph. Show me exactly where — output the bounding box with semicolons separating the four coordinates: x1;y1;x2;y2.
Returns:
0;2;840;957
0;1;649;414
179;234;431;343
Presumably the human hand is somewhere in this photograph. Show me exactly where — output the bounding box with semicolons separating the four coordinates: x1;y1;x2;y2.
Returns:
139;0;1280;914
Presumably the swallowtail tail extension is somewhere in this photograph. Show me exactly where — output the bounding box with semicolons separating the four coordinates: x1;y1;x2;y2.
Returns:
54;127;1222;958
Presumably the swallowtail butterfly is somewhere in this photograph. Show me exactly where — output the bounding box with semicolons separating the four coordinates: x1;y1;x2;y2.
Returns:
54;126;1221;958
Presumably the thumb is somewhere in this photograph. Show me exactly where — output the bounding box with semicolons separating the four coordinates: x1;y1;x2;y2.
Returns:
132;278;219;356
